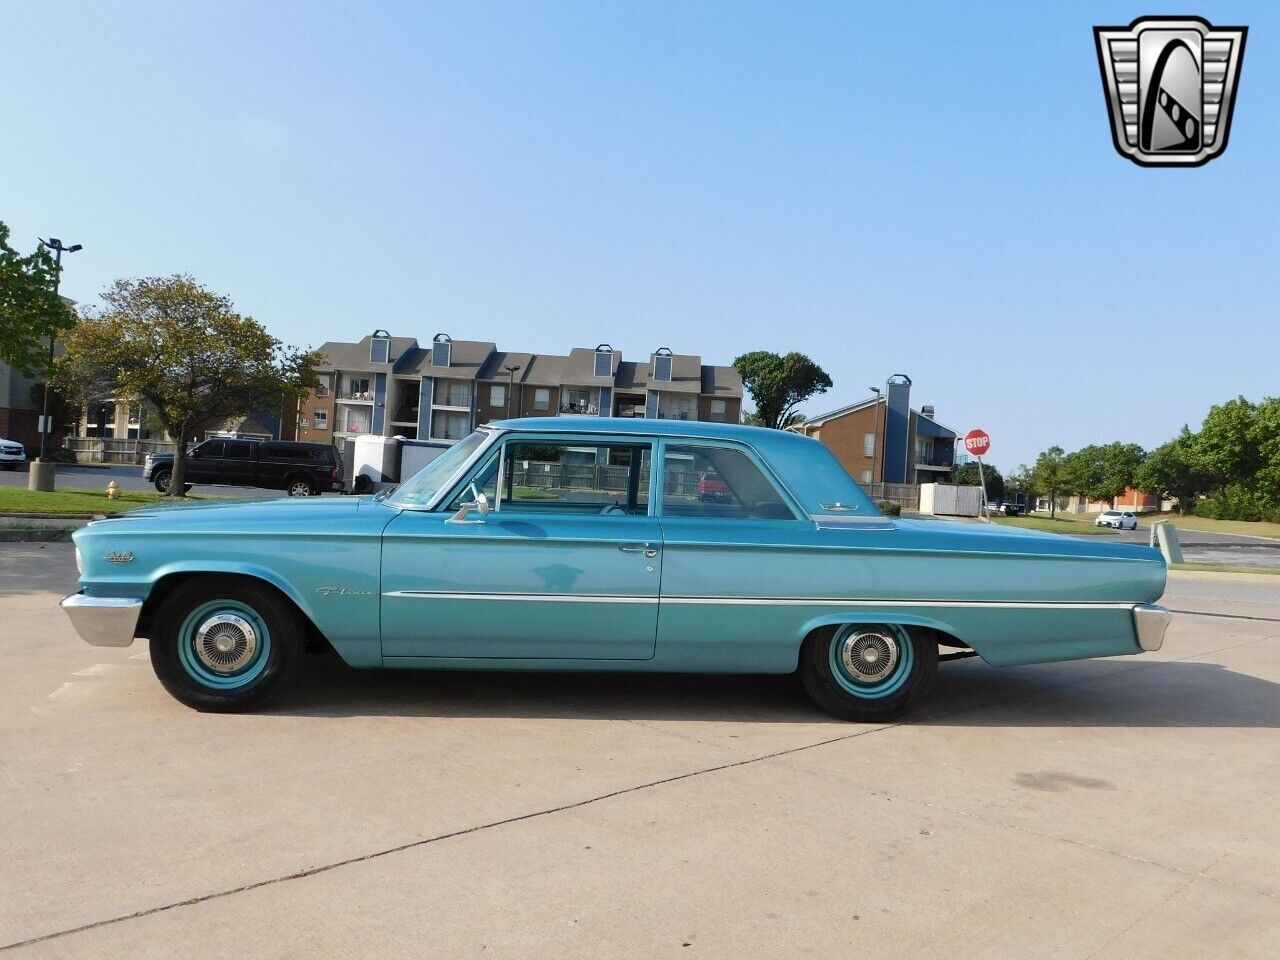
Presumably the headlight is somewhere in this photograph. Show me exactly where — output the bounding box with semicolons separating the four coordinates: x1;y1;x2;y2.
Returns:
75;546;84;576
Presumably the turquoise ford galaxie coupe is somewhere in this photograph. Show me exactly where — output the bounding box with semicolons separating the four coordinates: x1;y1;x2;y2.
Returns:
61;419;1171;720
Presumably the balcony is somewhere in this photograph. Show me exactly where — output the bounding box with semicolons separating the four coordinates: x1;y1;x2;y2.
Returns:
559;401;600;416
337;391;374;403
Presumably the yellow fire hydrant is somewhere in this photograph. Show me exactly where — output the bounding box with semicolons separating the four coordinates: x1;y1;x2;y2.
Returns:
106;479;120;500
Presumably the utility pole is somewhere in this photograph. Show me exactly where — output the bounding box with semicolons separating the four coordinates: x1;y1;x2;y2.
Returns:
30;237;82;492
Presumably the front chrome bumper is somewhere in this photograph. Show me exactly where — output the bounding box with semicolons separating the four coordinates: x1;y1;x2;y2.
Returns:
1132;603;1171;652
61;594;144;647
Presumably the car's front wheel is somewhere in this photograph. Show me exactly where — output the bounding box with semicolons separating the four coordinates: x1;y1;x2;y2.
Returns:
149;576;304;711
800;623;938;721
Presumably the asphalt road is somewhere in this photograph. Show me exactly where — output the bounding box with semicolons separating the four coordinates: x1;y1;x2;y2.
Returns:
1;543;1277;958
0;463;295;500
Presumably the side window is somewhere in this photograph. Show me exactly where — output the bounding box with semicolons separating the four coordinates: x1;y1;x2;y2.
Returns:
197;440;225;459
499;441;651;515
225;441;255;460
661;444;796;520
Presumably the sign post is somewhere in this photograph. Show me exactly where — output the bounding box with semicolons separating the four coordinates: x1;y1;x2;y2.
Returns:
963;429;992;520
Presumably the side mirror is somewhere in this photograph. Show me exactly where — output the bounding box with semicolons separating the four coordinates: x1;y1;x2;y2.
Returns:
448;484;490;524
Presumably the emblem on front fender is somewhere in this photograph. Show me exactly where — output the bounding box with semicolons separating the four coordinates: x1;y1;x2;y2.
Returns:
104;551;135;565
315;586;373;597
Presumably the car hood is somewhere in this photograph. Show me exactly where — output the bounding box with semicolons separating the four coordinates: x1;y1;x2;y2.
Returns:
82;495;386;536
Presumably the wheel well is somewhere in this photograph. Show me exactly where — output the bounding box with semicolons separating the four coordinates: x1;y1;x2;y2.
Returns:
137;571;334;653
802;622;964;651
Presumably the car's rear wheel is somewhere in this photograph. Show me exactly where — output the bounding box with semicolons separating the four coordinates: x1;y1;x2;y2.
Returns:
800;623;938;722
149;576;303;712
287;477;316;497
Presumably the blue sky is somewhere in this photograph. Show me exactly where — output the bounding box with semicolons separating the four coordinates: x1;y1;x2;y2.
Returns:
3;2;1275;469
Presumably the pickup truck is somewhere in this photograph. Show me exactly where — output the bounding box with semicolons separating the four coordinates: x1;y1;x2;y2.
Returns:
144;438;343;497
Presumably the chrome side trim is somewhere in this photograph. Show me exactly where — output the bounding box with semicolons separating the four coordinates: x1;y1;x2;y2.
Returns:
383;591;1139;611
60;594;144;648
1132;603;1172;652
384;591;657;603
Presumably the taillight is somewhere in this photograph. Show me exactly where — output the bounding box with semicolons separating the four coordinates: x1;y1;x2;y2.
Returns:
332;467;341;479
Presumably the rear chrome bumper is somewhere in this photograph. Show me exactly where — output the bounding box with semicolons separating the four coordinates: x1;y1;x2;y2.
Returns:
1132;603;1171;652
61;594;143;647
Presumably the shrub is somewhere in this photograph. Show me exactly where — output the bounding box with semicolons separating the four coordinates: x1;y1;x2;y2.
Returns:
1193;484;1280;523
878;500;902;516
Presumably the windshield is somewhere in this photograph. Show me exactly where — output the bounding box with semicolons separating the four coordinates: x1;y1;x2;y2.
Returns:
386;430;491;507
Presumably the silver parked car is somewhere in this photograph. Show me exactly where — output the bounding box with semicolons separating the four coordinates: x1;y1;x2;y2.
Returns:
1096;509;1139;530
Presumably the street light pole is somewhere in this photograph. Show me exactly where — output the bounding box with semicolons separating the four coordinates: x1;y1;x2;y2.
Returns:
31;238;82;492
504;364;521;419
867;386;881;493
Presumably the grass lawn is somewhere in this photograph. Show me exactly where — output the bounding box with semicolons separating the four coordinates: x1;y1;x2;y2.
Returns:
0;488;223;516
1170;562;1280;576
1022;510;1280;540
990;515;1119;536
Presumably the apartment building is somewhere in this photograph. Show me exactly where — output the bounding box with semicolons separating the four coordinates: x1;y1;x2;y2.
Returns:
295;332;743;445
801;375;956;486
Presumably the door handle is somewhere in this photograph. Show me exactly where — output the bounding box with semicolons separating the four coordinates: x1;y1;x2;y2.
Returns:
619;542;660;558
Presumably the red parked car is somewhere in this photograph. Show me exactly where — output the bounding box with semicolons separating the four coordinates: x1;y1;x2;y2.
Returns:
696;472;732;503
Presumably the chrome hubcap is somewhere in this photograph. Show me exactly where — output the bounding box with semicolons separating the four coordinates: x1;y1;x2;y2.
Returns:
194;614;258;673
839;629;899;683
290;483;310;496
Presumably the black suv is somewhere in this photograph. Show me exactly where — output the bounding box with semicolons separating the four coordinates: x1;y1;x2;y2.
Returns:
144;438;343;497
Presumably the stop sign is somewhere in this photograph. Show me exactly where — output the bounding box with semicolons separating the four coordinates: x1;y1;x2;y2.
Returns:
963;429;991;457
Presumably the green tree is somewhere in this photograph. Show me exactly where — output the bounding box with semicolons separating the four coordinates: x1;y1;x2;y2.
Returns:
1062;442;1145;505
733;351;832;430
1031;445;1066;517
1134;429;1208;514
55;276;320;496
952;460;1005;503
1191;397;1261;482
0;221;76;376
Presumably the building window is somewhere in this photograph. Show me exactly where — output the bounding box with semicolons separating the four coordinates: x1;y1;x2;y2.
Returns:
863;432;876;457
344;377;371;400
431;410;470;441
660;444;796;520
370;333;390;365
594;345;613;379
313;410;328;429
534;388;550;411
316;380;329;397
561;388;595;415
489;384;506;408
861;469;872;483
435;379;471;408
709;399;727;422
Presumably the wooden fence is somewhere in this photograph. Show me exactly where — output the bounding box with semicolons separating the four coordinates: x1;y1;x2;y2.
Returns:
63;438;175;464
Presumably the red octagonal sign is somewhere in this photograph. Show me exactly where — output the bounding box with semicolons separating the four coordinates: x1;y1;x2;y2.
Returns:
963;429;991;457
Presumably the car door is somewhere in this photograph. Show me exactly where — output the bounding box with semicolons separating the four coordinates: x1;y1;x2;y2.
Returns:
184;439;225;483
380;434;661;661
220;440;259;487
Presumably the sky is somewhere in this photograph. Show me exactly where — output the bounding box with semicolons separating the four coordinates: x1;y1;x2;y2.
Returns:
3;1;1276;470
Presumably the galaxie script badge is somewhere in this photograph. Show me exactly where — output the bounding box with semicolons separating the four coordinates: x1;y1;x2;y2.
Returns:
1094;16;1246;167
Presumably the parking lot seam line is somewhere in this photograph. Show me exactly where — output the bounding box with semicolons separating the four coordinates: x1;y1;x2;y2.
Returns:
0;722;903;953
1167;607;1280;623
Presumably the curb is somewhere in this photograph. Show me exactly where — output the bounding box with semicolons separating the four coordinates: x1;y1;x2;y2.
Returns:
0;528;76;543
0;512;98;521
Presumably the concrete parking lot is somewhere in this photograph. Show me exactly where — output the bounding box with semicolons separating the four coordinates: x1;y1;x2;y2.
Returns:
2;542;1277;958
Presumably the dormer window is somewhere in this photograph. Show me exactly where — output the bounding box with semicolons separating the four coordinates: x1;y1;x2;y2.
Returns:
652;347;673;382
594;344;613;379
432;333;452;368
370;330;391;365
